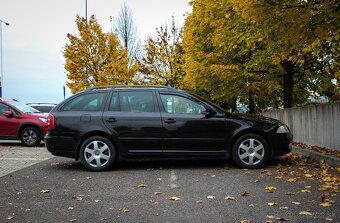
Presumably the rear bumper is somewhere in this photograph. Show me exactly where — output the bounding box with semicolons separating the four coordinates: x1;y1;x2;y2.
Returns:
44;132;77;159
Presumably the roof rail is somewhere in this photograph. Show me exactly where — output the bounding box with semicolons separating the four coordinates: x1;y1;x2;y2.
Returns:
85;85;173;91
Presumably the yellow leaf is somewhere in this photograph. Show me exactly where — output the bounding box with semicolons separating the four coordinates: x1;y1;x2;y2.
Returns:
305;174;313;178
40;189;50;193
286;192;295;195
7;216;15;220
287;178;297;182
304;186;311;189
320;202;332;207
299;211;312;216
225;196;235;200
138;184;148;188
268;202;278;206
119;207;129;212
301;189;311;193
168;196;181;201
207;195;215;199
275;176;283;179
265;186;277;192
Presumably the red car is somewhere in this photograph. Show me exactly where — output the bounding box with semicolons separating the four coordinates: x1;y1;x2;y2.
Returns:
0;98;48;146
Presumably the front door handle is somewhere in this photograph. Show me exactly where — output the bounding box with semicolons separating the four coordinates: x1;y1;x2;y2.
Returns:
105;117;117;123
164;118;176;124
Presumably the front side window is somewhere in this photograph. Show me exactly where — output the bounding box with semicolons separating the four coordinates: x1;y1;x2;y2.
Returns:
120;92;154;112
62;93;107;111
160;94;205;114
0;103;8;116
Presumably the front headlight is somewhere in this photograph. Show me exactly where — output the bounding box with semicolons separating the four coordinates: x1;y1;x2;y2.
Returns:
276;125;290;134
39;117;48;123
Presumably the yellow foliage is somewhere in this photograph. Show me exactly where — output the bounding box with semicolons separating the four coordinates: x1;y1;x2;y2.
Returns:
63;15;138;94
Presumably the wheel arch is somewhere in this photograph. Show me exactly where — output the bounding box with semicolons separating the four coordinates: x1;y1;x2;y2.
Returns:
75;131;119;161
17;123;43;139
228;128;273;159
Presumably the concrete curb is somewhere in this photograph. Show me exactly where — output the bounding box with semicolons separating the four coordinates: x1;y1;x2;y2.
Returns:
292;145;340;167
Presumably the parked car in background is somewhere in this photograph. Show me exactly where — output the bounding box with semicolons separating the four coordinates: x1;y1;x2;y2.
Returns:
0;98;48;146
45;86;292;171
26;103;57;113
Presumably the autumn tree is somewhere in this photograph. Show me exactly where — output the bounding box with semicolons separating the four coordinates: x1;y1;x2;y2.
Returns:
64;15;138;93
114;4;142;67
182;0;281;112
138;17;185;87
230;0;340;108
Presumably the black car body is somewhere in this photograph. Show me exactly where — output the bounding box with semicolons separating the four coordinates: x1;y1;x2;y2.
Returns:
45;86;292;171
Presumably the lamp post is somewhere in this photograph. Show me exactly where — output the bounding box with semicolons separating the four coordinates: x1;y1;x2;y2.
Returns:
0;19;10;98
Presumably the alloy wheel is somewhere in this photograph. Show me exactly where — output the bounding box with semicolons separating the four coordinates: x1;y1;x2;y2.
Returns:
238;138;265;166
83;140;111;168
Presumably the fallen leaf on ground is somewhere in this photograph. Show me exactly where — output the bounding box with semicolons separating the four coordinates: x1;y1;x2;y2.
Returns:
265;186;277;193
320;202;332;207
276;217;289;221
68;207;74;210
7;216;15;220
94;200;101;203
301;189;311;193
154;192;161;195
72;196;83;201
287;178;297;182
40;189;50;193
280;206;289;210
242;191;249;196
275;176;283;179
286;192;295;195
138;184;148;188
249;204;254;207
85;177;92;179
304;186;311;189
305;174;313;178
240;220;251;223
207;195;215;199
299;211;312;216
119;207;129;213
292;201;301;205
100;217;108;221
326;217;333;221
225;196;235;200
268;202;278;206
168;196;181;201
69;219;77;222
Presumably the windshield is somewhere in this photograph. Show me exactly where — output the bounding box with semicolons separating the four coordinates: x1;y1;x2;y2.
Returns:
7;101;41;113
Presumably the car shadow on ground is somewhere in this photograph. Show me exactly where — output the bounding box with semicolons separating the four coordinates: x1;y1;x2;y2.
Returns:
0;142;45;147
48;156;294;172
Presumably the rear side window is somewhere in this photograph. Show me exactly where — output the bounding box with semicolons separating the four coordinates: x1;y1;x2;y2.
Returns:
62;93;107;111
120;92;154;112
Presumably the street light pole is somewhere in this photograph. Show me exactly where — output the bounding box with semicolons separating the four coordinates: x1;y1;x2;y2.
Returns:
85;0;88;22
0;19;10;98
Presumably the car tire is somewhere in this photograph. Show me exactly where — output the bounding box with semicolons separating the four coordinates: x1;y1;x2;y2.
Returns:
232;133;270;169
79;136;116;171
20;127;41;147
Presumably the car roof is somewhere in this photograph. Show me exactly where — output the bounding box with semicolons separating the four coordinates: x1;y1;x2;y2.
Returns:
26;103;57;106
0;98;19;103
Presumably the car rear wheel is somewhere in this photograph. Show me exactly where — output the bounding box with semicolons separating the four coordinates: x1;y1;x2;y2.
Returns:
232;133;269;169
20;127;41;147
79;136;116;171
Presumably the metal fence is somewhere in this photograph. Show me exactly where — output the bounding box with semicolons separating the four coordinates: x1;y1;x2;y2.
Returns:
263;103;340;151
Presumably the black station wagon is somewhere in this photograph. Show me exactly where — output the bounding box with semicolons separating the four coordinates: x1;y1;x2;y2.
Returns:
45;86;292;171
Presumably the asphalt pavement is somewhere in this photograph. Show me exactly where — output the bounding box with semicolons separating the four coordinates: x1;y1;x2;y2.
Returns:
0;143;339;223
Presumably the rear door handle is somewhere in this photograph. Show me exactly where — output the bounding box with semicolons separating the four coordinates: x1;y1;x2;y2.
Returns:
105;117;117;123
164;118;176;124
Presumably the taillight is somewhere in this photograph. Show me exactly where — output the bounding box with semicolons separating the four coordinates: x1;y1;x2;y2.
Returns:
47;114;55;130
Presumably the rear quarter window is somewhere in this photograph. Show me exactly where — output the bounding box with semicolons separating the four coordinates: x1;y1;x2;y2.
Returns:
61;92;108;111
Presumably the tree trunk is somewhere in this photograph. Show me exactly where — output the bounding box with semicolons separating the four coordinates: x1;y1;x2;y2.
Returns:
280;59;294;108
231;97;237;112
248;89;255;113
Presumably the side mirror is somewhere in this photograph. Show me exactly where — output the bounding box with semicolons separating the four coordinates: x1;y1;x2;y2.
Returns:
201;107;216;117
3;110;14;117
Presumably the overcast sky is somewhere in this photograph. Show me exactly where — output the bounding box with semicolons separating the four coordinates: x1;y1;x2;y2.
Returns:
0;0;191;103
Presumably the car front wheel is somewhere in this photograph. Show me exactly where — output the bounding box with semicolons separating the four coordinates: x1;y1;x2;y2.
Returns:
20;127;41;147
79;136;116;171
232;133;270;169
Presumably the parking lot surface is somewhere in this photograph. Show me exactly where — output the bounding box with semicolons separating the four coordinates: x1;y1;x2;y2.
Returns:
0;141;52;177
0;144;339;223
